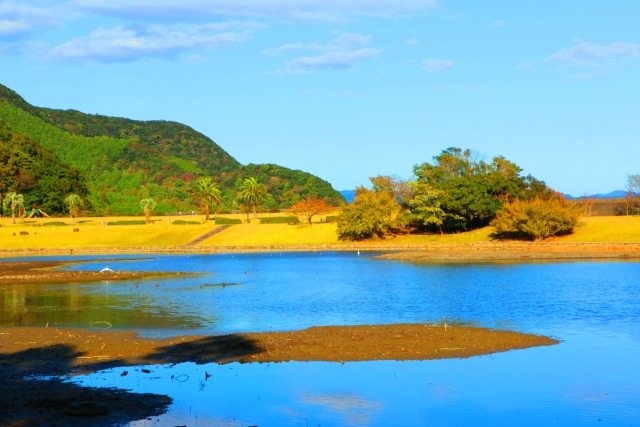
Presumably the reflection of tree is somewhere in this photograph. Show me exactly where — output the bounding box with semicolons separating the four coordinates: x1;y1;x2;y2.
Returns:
0;284;214;330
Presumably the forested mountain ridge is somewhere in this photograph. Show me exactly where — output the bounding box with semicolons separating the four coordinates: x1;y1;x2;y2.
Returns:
0;83;343;215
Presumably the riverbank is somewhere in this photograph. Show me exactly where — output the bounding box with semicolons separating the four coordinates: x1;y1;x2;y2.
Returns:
3;241;640;261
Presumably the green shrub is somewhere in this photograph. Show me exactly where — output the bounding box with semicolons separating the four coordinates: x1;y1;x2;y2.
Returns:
107;220;147;225
215;217;242;225
325;215;338;223
260;216;300;224
173;220;200;225
491;197;581;241
43;221;67;227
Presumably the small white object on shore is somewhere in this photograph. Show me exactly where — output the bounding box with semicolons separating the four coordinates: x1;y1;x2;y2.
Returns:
100;266;113;273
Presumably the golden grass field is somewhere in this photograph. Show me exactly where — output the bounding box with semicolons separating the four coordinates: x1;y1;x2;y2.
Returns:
1;213;640;252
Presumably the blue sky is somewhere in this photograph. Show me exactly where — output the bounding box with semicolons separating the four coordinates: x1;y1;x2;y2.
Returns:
1;0;638;196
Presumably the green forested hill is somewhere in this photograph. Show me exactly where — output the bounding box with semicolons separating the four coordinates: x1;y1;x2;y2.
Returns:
0;121;89;214
0;84;343;215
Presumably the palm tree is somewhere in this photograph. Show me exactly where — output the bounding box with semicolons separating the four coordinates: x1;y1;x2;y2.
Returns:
3;192;24;224
140;198;157;224
237;177;267;219
64;194;83;225
192;177;222;222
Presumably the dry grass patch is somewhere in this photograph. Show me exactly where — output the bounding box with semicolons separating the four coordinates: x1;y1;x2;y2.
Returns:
2;214;640;251
550;215;640;242
197;223;340;246
0;215;216;248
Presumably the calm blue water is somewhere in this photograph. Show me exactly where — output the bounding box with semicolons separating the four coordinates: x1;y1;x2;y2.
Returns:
2;252;639;426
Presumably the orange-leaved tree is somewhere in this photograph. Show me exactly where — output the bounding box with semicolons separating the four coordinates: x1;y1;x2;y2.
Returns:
288;196;333;225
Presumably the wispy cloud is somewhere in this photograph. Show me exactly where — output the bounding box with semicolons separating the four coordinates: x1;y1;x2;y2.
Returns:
285;48;380;70
266;31;380;74
263;32;372;56
0;1;75;38
491;19;505;28
74;0;437;22
545;40;639;74
405;37;418;46
47;23;254;63
422;58;453;73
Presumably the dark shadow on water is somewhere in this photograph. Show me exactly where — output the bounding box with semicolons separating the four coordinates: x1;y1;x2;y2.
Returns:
0;344;170;427
0;333;263;426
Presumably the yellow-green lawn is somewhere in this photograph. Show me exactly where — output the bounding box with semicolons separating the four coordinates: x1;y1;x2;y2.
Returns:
1;214;640;251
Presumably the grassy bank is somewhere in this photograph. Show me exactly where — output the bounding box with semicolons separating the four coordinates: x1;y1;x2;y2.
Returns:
1;214;639;253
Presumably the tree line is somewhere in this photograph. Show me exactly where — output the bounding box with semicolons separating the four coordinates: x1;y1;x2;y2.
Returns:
336;147;584;241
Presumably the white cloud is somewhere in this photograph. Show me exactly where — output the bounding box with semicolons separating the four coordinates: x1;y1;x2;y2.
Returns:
266;31;380;74
405;37;418;46
0;0;75;37
286;48;380;69
73;0;437;22
491;19;505;27
545;41;639;72
47;23;253;62
262;31;372;56
422;58;453;73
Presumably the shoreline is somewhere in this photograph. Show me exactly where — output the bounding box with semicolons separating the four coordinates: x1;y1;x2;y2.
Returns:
0;260;189;285
2;241;640;260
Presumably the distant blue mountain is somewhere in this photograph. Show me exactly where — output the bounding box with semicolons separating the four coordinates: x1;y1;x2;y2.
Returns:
339;190;356;204
564;190;628;199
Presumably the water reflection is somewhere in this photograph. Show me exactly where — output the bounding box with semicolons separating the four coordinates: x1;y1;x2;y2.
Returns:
0;280;219;331
72;329;640;426
3;253;640;338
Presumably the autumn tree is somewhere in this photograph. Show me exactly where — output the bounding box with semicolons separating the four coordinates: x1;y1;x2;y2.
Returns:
288;196;333;225
192;177;222;222
491;196;581;241
337;183;403;240
369;175;412;203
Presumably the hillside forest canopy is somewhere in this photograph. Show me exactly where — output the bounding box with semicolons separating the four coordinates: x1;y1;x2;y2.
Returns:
0;83;343;216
